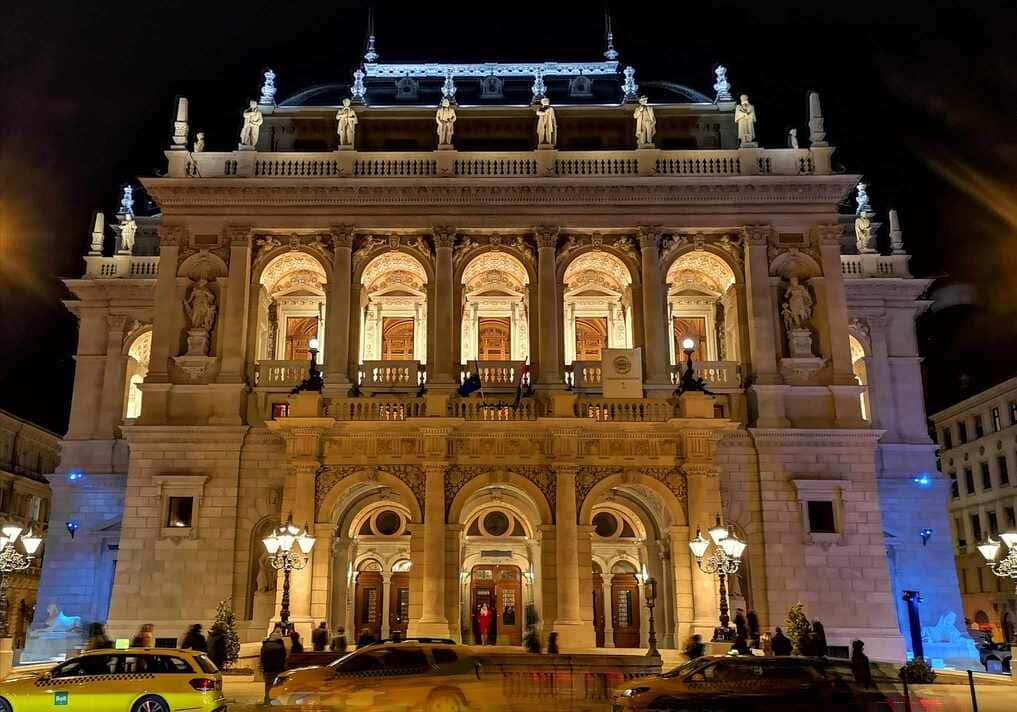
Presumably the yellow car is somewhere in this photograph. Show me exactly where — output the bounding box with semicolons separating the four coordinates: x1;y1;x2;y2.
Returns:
270;641;506;711
0;647;225;712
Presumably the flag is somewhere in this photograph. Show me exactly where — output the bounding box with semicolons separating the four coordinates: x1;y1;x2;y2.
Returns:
458;370;482;397
512;363;530;408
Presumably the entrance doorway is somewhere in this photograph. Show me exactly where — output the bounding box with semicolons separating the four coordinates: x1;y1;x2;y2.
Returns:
286;317;318;361
382;318;415;360
611;572;640;648
478;318;511;360
673;316;707;363
354;568;383;640
389;572;410;639
470;565;522;645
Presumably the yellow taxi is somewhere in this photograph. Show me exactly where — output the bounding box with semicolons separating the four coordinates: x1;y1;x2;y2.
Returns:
270;640;506;711
0;647;225;712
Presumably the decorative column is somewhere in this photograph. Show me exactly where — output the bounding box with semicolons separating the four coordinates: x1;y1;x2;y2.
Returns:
217;226;252;382
430;228;456;387
65;306;111;441
743;226;788;427
552;462;594;648
601;577;615;646
411;461;450;636
285;460;318;639
638;227;671;393
564;303;576;366
380;571;392;640
325;227;354;390
535;227;563;386
685;465;722;638
95;315;129;439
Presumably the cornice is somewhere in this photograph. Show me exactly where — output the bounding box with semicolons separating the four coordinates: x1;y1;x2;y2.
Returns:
749;428;886;449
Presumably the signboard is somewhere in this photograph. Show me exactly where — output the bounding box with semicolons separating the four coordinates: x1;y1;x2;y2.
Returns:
601;348;643;398
115;639;130;650
54;691;69;705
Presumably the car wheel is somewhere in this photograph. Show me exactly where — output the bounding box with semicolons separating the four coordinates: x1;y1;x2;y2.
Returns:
0;697;11;712
132;695;170;712
426;689;466;712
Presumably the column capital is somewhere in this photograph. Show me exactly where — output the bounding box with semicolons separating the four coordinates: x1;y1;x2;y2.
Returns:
637;225;663;250
329;224;356;249
552;463;579;477
814;224;843;246
432;226;456;249
742;225;772;246
534;226;559;249
106;313;129;332
159;224;187;246
225;224;253;246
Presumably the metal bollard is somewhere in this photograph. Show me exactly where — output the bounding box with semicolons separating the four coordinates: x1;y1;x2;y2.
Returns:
967;669;978;712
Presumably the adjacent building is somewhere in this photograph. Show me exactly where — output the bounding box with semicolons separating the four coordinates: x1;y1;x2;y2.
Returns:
932;377;1017;643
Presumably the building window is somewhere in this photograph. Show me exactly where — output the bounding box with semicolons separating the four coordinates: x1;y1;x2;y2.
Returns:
792;479;847;545
166;497;194;528
271;403;290;419
964;468;975;495
971;514;983;543
942;428;953;450
1010;400;1017;425
975;415;985;439
806;501;837;533
992;407;1002;433
949;473;959;499
955;518;966;548
958;422;968;444
153;475;208;539
1006;506;1016;529
981;462;992;491
988;511;999;537
998;456;1009;485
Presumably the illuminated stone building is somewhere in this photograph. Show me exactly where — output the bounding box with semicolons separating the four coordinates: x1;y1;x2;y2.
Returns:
30;45;974;663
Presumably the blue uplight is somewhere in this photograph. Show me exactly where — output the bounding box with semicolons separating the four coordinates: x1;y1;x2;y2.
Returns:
66;520;80;539
920;528;933;546
912;472;932;487
67;471;85;481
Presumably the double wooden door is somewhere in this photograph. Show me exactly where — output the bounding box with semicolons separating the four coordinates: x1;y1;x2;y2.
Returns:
610;573;641;648
389;572;410;638
354;570;383;640
469;565;522;645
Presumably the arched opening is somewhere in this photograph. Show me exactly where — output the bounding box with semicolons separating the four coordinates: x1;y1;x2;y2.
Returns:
850;334;871;421
253;251;327;389
359;252;429;390
665;251;739;383
247;517;280;622
123;330;151;420
563;252;634;388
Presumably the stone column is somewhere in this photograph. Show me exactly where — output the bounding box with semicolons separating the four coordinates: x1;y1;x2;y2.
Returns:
325;227;354;390
430;229;456;387
601;578;615;646
536;227;563;386
286;460;318;639
686;467;722;638
552;464;594;648
95;315;129;439
564;302;576;366
743;227;789;427
411;463;450;636
65;307;113;440
817;225;856;384
380;572;392;640
217;226;252;381
638;227;671;393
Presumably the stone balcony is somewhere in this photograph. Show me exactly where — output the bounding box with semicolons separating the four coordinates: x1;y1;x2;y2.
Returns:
254;360;309;388
83;255;159;279
840;253;912;279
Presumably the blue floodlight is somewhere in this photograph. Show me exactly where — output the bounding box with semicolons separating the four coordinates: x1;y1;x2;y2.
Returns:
912;473;932;487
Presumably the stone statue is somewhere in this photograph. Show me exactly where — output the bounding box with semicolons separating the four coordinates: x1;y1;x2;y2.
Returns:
336;98;358;147
239;100;264;148
854;213;873;253
260;68;277;105
788;128;798;149
436;97;456;146
634;96;656;146
119;216;137;253
782;277;813;333
922;612;963;644
185;278;217;333
855;182;871;215
193;132;205;153
622;66;638;101
256;552;277;592
735;94;757;146
713;65;733;102
535;97;556;146
38;604;82;633
120;184;134;216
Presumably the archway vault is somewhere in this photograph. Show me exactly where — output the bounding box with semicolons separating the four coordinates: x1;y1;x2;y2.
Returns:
316;466;425;523
577;466;688;526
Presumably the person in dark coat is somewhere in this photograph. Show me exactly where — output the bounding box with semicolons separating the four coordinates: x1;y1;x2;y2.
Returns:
733;609;748;639
850;640;873;688
546;632;559;654
289;630;304;653
799;630;818;657
812;620;829;657
311;622;329;652
732;632;750;655
182;624;208;651
330;626;348;652
86;623;113;650
207;623;228;670
357;628;377;648
683;634;706;660
746;610;761;648
771;627;792;656
523;625;542;653
260;629;288;705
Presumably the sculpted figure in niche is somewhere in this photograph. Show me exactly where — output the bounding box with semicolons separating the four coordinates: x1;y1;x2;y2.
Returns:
239;100;264;147
436;98;456;146
536;97;557;146
336;98;358;147
781;277;813;334
633;95;656;146
185;277;217;332
735;94;757;145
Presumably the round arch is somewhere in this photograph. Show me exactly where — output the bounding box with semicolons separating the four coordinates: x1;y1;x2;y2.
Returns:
665;249;738;293
318;469;424;525
346;500;414;540
448;471;553;526
556;243;641;287
457;246;536;287
769;251;822;280
355;248;433;288
578;472;687;528
253;245;332;286
661;245;742;290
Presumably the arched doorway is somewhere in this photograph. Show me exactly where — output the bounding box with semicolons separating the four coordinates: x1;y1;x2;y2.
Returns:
562;251;634;372
469;564;522;645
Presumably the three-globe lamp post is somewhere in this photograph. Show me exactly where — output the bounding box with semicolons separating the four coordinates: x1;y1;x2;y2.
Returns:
977;530;1017;593
261;516;316;633
689;516;746;641
0;523;42;638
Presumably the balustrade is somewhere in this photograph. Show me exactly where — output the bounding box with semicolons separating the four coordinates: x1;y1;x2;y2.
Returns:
669;361;742;389
575;398;676;422
255;360;309;388
447;397;542;421
360;360;424;391
327;397;425;421
460;361;528;391
84;256;160;279
567;361;603;390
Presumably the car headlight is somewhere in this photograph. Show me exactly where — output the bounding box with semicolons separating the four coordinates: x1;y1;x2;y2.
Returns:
622;687;650;697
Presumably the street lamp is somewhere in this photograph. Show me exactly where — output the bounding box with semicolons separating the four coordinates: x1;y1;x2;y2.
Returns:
689;515;746;641
262;515;315;633
977;531;1017;592
675;337;711;395
0;523;42;637
291;337;324;394
642;575;660;658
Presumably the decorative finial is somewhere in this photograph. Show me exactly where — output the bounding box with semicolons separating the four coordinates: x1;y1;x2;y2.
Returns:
622;66;638;102
259;69;277;106
604;8;619;60
119;184;135;217
351;68;366;103
889;209;905;254
808;91;828;147
442;68;457;101
713;65;733;102
531;69;546;103
171;97;189;150
88;211;105;256
364;7;379;62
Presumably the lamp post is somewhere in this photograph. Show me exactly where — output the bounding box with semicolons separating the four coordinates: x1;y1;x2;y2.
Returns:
642;575;660;658
0;523;42;638
291;337;324;394
675;337;710;395
977;530;1017;592
261;515;315;633
689;516;746;642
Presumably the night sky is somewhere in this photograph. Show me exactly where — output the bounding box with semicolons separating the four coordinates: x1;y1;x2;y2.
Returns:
1;1;1015;434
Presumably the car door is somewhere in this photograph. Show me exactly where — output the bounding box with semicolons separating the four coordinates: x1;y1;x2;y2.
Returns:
39;654;116;711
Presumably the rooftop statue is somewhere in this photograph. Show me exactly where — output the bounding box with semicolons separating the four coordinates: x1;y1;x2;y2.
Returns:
240;100;264;148
536;97;557;147
336;98;358;148
788;128;799;149
713;65;733;102
855;212;874;253
120;184;134;217
855;182;871;215
193;132;205;153
119;216;137;254
436;97;456;147
634;96;656;147
260;68;277;105
735;94;757;146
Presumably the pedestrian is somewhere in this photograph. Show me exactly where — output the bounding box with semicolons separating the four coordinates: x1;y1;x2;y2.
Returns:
799;629;817;657
476;603;493;645
182;623;208;651
746;610;760;648
812;620;829;657
683;634;705;660
547;632;559;654
86;623;113;650
771;627;792;656
357;628;377;648
732;631;750;655
850;640;873;688
733;609;748;639
289;630;304;653
312;621;329;652
131;623;155;648
330;626;348;652
523;625;542;653
207;622;228;670
260;627;288;705
760;631;772;656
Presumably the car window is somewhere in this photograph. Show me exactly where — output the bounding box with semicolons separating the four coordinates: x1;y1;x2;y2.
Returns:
336;652;385;673
379;648;429;672
52;655;114;678
193;654;218;674
148;655;195;673
760;664;817;681
432;649;458;665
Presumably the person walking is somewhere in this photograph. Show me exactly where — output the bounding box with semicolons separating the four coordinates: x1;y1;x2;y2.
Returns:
683;634;705;660
476;603;493;645
289;630;304;653
182;624;208;651
746;610;761;648
850;640;873;688
771;627;792;656
812;620;829;657
733;609;748;640
131;623;155;648
523;625;542;653
330;626;348;652
357;628;377;648
260;627;288;705
732;631;750;655
546;632;559;654
207;622;228;670
311;622;329;652
86;623;113;650
799;629;818;657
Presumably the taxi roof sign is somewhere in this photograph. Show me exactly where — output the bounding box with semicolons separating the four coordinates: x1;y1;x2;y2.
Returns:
115;638;130;650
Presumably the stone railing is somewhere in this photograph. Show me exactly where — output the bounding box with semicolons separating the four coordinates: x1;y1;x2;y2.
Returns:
567;361;603;390
447;397;542;421
460;361;528;391
669;361;742;389
168;146;830;179
327;397;425;420
254;360;308;388
360;360;423;390
83;255;160;279
841;254;912;279
575;398;676;422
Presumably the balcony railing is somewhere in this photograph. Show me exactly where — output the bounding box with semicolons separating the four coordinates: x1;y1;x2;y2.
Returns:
840;254;912;279
83;255;160;279
447;397;543;421
460;361;529;391
575;398;676;422
255;360;309;388
669;361;742;389
360;360;424;392
566;362;603;390
327;397;425;421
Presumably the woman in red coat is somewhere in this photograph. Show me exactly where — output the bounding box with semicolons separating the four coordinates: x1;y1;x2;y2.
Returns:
476;603;493;645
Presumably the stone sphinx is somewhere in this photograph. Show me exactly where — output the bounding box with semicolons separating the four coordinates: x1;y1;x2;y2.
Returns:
919;611;980;669
21;604;86;663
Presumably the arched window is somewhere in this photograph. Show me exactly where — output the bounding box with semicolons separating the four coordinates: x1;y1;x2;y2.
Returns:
460;252;530;364
360;252;429;365
665;251;738;365
563;251;634;366
849;334;870;421
124;330;151;419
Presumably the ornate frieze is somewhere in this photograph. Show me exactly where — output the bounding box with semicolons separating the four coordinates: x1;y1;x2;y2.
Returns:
575;466;624;515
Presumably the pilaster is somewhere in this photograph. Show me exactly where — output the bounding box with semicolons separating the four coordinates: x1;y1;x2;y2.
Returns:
743;226;789;427
216;226;252;382
552;461;595;648
325;226;354;392
535;226;563;387
429;228;457;389
638;227;671;394
410;461;452;637
95;314;129;439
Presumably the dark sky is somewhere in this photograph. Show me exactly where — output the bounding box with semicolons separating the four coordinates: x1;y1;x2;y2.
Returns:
1;0;1015;433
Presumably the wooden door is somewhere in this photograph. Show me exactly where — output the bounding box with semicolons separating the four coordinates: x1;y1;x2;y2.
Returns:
382;317;415;360
389;573;410;638
470;567;495;645
496;567;522;646
673;316;707;362
354;571;383;640
611;573;641;648
478;318;511;361
285;317;318;360
593;572;605;648
575;317;608;360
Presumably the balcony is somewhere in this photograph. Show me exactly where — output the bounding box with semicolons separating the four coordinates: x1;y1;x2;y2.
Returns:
83;255;160;279
576;398;677;422
840;254;912;279
327;397;425;421
669;361;742;390
255;360;309;388
360;360;424;393
567;362;603;390
460;361;529;392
